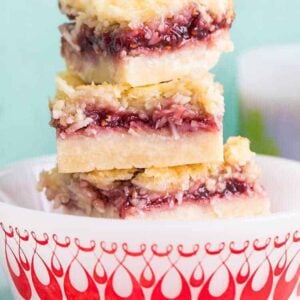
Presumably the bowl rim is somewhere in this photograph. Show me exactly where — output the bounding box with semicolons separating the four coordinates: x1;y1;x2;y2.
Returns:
0;154;300;233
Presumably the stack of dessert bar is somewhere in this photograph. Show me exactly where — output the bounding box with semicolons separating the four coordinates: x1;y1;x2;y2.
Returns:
39;0;270;219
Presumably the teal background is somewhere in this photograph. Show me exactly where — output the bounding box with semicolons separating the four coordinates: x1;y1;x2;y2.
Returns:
1;1;300;167
0;1;300;297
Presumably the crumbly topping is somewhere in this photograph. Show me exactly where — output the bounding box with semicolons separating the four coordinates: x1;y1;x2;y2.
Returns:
51;71;224;130
132;160;259;192
59;0;234;29
78;169;136;190
224;136;255;166
38;168;73;206
132;165;211;192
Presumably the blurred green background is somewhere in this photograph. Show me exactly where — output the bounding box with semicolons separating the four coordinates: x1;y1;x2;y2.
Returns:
1;0;300;167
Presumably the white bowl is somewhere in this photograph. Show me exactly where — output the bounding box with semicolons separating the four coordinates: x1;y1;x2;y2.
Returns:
0;156;299;300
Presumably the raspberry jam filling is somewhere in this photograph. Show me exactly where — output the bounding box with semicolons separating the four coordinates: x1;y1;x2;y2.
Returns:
88;178;253;217
54;104;220;137
61;7;232;57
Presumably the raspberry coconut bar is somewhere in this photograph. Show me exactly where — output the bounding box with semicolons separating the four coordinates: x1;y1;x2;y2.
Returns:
52;72;224;173
59;0;234;86
39;137;270;220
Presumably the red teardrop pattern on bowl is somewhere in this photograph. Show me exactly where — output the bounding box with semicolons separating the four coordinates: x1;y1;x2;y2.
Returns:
0;223;299;300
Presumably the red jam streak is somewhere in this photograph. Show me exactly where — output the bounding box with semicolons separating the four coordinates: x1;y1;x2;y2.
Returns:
54;104;220;136
61;8;232;57
90;179;252;218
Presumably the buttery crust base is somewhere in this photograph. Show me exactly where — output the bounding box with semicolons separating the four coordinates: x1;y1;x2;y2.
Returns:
125;195;270;220
57;131;223;173
58;194;270;220
64;30;233;86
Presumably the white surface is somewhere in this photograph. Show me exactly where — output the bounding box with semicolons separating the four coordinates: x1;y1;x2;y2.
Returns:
238;45;300;160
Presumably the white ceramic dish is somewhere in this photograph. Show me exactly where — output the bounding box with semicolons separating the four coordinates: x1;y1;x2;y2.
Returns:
0;266;12;300
0;155;299;300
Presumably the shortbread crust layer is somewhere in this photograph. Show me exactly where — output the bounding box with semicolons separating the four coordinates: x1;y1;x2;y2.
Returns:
57;131;223;173
39;137;270;220
126;196;270;220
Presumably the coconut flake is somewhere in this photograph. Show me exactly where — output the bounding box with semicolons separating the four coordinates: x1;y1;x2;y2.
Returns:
169;199;175;209
65;117;94;134
173;93;191;105
169;121;180;140
56;77;76;98
93;200;105;214
175;191;184;205
128;128;141;136
155;116;168;129
60;25;81;52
